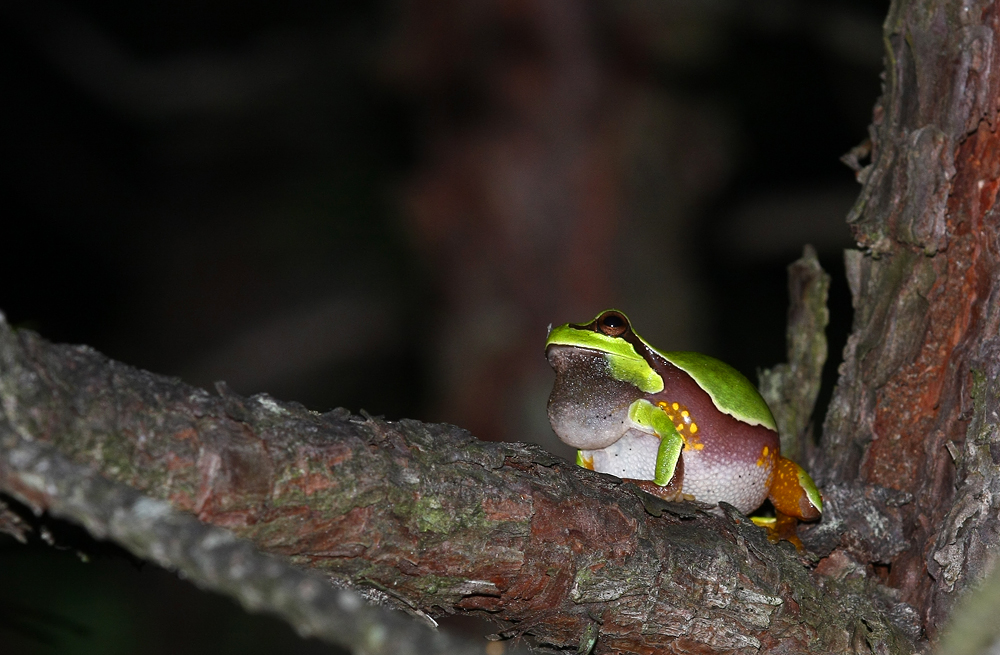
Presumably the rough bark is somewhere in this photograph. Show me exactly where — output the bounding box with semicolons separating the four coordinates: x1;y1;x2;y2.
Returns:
758;244;831;465
814;0;1000;641
935;559;1000;655
0;429;498;655
0;313;915;653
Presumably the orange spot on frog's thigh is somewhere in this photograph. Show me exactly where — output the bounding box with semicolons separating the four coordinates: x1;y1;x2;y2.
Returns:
769;456;812;519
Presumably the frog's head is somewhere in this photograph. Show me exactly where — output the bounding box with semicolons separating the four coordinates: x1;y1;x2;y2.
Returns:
544;310;663;450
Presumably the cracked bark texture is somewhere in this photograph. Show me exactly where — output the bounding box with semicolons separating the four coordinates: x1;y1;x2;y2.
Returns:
0;314;915;654
814;0;1000;642
0;429;502;655
758;244;830;465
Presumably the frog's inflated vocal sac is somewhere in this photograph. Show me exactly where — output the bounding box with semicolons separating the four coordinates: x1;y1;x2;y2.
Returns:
545;309;821;521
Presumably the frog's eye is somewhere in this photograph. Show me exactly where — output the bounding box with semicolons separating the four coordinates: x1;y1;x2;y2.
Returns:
596;311;629;337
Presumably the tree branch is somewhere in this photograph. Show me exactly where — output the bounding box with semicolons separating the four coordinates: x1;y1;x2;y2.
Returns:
758;244;830;464
0;313;915;653
0;413;509;655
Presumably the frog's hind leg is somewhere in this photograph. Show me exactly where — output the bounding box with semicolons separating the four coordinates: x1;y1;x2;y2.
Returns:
767;456;822;521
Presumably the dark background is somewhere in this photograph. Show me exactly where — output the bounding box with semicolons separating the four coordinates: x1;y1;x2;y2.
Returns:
1;1;884;652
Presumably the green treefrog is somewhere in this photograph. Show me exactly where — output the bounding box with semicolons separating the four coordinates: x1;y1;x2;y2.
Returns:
545;309;822;522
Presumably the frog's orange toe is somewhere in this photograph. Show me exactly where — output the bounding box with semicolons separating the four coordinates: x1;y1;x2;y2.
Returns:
752;512;805;550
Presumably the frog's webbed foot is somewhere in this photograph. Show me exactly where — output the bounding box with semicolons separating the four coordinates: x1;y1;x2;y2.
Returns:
624;452;685;501
627;478;687;502
751;511;804;551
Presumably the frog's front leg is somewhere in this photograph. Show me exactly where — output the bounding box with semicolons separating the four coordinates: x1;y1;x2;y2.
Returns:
627;399;685;486
626;457;685;501
576;398;686;500
630;398;686;501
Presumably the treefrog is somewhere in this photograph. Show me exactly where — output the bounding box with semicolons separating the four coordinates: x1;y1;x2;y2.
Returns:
545;309;822;522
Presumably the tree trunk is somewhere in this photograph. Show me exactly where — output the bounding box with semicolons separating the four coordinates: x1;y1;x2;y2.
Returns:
814;0;1000;642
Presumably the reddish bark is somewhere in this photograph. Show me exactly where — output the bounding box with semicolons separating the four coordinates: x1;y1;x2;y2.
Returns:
816;0;1000;639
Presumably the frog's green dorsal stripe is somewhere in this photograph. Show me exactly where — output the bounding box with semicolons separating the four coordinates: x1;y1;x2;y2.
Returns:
651;349;777;431
795;462;824;512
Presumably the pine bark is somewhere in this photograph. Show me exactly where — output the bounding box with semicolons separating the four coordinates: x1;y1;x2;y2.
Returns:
0;316;913;653
814;0;1000;641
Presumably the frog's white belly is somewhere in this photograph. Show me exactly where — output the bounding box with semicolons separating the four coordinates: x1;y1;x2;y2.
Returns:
680;446;772;514
582;431;772;514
